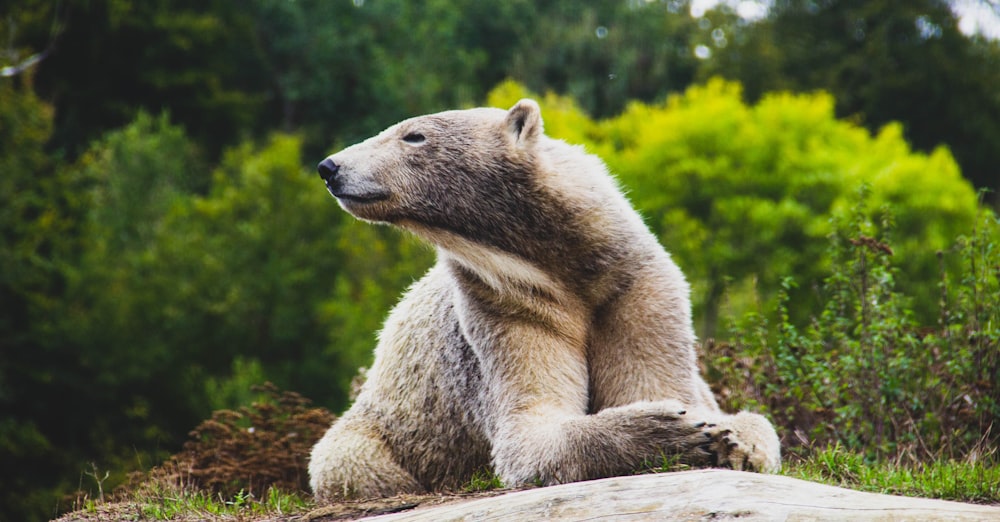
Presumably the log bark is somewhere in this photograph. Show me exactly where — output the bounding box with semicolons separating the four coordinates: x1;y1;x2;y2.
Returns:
358;469;1000;521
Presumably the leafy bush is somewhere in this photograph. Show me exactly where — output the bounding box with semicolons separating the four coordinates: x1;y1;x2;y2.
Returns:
707;193;999;461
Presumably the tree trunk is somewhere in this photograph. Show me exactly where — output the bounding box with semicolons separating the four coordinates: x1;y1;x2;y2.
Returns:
339;469;1000;521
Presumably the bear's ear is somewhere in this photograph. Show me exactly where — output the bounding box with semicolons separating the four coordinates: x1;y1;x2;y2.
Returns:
504;99;543;146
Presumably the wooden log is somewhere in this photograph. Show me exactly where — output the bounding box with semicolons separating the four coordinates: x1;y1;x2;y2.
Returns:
358;469;1000;521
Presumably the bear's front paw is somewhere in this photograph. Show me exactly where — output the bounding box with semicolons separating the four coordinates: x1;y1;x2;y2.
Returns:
612;401;719;467
708;411;781;473
669;419;723;468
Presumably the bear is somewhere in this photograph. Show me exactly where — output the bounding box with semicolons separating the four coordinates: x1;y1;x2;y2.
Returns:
308;99;780;501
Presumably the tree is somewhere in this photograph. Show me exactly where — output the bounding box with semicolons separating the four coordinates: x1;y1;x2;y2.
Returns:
0;112;208;522
7;0;712;163
702;0;1000;202
507;0;703;118
0;75;74;522
8;0;267;160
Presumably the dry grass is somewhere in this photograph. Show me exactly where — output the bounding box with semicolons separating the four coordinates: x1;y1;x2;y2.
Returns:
60;383;335;521
150;382;335;498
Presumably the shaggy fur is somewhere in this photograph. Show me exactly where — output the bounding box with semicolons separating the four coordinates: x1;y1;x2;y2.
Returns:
308;100;780;501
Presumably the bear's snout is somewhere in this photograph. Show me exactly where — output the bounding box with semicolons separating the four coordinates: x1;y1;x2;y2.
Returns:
317;158;340;182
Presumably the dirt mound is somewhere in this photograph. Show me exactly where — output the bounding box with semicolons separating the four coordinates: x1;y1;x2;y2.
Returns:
147;382;336;497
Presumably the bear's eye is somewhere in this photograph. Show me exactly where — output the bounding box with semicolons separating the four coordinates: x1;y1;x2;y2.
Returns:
402;132;426;145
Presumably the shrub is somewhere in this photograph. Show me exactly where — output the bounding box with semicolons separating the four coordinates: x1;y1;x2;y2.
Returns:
707;191;999;462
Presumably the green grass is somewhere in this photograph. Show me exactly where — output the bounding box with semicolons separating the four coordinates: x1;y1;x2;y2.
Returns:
131;483;312;520
71;449;997;522
460;446;1000;505
783;445;1000;504
463;468;505;492
637;452;691;475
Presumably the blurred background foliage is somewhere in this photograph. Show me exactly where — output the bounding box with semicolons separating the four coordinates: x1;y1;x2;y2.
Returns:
1;1;999;520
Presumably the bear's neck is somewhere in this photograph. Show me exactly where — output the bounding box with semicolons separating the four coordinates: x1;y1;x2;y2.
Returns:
430;212;654;311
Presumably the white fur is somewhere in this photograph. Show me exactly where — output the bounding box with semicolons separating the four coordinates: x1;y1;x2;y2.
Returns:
309;99;781;502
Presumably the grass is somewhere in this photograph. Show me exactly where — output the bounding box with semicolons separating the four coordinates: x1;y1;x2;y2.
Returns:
453;445;1000;505
139;485;311;520
64;448;998;522
463;468;505;492
783;445;1000;504
68;483;314;521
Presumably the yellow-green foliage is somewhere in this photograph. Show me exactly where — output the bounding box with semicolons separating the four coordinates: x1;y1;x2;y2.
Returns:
488;79;981;335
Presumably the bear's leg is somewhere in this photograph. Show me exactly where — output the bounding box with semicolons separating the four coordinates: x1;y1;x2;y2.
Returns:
587;263;781;472
309;416;424;501
490;399;743;485
587;264;713;412
461;310;727;485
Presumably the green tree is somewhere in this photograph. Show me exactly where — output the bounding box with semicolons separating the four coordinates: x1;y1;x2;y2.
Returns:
702;0;1000;202
0;76;77;522
4;113;209;522
10;0;267;159
0;101;434;520
245;0;706;149
508;0;703;118
8;0;714;162
245;0;510;154
134;134;430;410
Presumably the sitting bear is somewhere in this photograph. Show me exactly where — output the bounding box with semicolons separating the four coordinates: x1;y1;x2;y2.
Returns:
309;99;780;501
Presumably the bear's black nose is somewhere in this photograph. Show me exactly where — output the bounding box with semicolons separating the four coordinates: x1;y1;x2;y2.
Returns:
317;158;340;182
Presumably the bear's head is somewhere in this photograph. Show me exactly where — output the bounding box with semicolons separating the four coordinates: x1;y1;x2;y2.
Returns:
318;99;644;292
317;100;551;252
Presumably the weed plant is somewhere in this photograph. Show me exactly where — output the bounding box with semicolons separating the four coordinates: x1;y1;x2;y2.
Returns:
707;188;999;465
